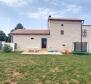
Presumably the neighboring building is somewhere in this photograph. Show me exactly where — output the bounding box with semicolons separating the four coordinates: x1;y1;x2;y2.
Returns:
11;16;90;52
82;25;91;52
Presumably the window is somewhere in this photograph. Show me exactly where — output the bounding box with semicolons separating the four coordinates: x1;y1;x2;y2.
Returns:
74;42;87;52
82;29;87;37
31;38;34;40
61;30;64;35
61;24;64;26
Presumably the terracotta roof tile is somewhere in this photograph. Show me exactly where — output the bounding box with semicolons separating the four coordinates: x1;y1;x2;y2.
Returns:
11;29;50;35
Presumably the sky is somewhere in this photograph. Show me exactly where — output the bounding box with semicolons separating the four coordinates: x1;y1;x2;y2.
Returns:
0;0;91;34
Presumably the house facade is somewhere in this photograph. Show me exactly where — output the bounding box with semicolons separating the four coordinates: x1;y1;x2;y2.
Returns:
11;16;91;52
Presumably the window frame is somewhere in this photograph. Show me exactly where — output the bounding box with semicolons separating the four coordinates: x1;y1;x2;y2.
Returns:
60;30;64;35
82;29;87;37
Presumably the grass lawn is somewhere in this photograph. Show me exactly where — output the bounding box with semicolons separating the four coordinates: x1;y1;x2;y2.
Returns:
0;52;91;84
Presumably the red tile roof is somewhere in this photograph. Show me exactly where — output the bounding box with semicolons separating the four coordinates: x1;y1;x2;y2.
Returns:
11;29;50;35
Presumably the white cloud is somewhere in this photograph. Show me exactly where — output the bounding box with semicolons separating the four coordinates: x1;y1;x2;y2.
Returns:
28;8;58;20
28;4;82;20
0;0;32;7
44;0;60;5
62;3;82;13
0;14;14;34
44;0;49;2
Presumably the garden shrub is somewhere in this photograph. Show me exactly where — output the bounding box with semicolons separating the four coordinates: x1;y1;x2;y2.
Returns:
2;44;12;52
72;51;89;55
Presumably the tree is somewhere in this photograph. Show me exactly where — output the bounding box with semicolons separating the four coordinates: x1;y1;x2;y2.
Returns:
0;30;6;41
9;23;24;42
10;23;24;33
10;29;15;32
5;34;11;42
15;23;24;30
7;34;11;42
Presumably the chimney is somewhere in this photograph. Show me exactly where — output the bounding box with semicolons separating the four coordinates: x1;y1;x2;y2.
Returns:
49;15;51;18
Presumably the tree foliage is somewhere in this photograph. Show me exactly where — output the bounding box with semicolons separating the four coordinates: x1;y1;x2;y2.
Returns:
0;30;6;41
8;23;24;42
5;34;11;42
0;30;12;42
10;23;24;33
15;23;24;30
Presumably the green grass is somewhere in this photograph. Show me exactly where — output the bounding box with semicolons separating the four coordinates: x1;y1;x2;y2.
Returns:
0;52;91;84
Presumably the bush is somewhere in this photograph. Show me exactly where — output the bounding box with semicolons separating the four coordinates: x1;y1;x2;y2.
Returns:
2;44;12;52
72;51;89;55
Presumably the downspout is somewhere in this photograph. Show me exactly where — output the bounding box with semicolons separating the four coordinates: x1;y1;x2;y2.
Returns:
81;20;84;52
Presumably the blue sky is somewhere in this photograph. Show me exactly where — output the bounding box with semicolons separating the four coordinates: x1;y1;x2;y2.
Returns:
0;0;91;34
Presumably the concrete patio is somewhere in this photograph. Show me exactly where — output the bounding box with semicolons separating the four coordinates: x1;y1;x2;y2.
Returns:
21;49;62;55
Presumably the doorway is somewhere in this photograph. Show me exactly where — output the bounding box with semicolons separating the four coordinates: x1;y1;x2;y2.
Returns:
41;38;47;48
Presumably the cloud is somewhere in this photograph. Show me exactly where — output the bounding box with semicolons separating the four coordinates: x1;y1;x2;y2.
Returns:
44;0;49;2
44;0;60;5
0;14;14;34
61;4;82;15
28;4;82;20
44;0;82;14
0;0;32;7
28;8;57;20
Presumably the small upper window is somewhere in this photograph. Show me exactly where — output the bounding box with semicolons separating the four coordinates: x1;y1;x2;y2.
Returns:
61;24;64;26
61;30;64;35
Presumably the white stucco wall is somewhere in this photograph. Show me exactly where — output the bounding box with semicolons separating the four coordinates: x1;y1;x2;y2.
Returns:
13;35;50;51
12;20;82;52
48;20;82;51
2;42;15;51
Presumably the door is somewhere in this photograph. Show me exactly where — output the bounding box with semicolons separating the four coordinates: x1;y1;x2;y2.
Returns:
41;38;47;48
74;42;87;52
